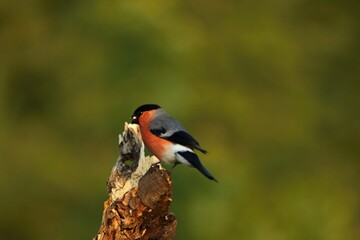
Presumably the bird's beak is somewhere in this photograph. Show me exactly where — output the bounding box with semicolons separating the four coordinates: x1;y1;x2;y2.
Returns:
131;116;137;124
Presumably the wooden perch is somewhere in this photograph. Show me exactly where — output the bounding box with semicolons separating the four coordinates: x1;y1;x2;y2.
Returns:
93;123;177;240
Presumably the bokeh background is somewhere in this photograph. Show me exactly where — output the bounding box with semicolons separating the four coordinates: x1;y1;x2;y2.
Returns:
1;0;359;239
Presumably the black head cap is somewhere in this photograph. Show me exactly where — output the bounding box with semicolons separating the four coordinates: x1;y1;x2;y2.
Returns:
131;104;161;124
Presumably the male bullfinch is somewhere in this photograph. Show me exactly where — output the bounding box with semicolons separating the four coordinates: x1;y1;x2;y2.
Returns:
131;104;217;182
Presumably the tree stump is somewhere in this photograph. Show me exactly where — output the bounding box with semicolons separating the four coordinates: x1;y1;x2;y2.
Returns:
93;123;177;240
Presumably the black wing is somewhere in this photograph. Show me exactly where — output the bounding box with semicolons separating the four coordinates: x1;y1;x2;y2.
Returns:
151;128;208;154
149;111;208;153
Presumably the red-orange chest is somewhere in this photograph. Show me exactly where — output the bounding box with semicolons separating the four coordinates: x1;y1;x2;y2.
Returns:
139;111;170;159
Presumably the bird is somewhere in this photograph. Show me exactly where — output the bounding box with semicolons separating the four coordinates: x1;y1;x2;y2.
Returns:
131;104;217;182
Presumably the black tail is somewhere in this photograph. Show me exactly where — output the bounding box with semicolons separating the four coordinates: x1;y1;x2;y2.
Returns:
178;151;217;182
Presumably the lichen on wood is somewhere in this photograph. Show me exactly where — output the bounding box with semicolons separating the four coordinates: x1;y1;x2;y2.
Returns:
93;123;177;240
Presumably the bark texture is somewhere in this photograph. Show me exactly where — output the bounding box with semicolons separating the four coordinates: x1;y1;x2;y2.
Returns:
93;123;176;240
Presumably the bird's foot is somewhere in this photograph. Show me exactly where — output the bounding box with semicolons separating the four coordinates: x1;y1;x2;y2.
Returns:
150;162;160;169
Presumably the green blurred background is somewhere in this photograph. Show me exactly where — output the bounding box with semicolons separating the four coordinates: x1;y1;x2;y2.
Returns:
0;0;359;239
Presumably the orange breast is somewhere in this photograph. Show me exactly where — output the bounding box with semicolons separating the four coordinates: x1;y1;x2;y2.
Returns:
139;110;171;159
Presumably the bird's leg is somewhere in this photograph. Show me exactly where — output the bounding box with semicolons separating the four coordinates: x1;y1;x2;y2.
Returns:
167;162;178;175
172;162;178;169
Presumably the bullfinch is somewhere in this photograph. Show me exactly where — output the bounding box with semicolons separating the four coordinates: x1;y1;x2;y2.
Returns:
131;104;217;182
